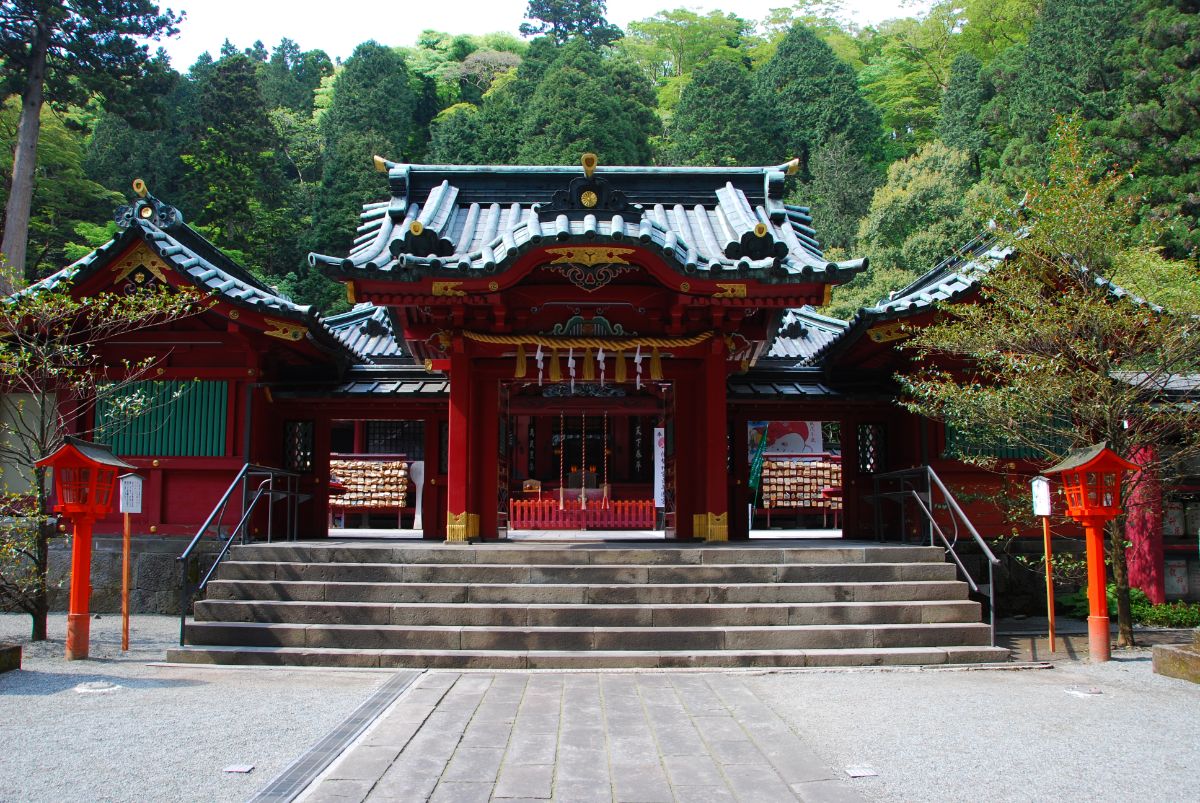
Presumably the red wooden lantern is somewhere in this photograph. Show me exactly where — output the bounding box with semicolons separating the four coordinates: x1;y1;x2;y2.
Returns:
35;437;133;660
1043;442;1139;663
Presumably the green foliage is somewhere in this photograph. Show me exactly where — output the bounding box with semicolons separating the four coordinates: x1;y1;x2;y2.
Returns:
428;104;484;164
622;9;752;93
663;61;771;166
260;39;334;114
939;52;988;175
752;23;882;179
519;0;623;48
1108;0;1200;258
1062;585;1200;627
516;40;658;165
798;135;881;252
313;42;417;256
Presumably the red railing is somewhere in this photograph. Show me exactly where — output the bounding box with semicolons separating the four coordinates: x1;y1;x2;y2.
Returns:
509;498;656;530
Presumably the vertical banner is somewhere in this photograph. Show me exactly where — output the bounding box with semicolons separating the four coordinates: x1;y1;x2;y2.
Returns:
653;427;665;508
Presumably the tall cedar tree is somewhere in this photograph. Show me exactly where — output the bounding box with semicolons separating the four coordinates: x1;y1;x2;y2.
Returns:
313;42;416;256
665;60;774;167
900;121;1200;646
1108;0;1200;258
0;0;180;286
260;39;333;114
519;0;623;48
799;135;879;254
184;54;281;256
516;40;658;165
752;24;881;180
939;52;988;177
996;0;1131;178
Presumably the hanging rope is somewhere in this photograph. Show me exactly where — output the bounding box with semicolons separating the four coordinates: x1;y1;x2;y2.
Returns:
461;330;714;350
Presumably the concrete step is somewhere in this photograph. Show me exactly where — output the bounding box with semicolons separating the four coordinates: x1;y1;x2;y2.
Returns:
166;644;1011;669
214;560;959;585
193;598;983;628
229;543;946;566
183;620;994;651
204;578;971;605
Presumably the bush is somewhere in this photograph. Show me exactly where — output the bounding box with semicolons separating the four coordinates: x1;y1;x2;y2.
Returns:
1060;585;1200;628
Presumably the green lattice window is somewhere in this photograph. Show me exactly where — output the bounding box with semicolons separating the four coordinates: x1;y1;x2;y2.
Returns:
95;380;228;457
943;422;1044;461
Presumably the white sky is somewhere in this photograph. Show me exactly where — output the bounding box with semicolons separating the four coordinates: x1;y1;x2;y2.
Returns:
155;0;934;70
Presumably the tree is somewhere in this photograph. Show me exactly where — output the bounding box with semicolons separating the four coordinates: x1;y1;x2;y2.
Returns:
898;121;1200;646
260;39;334;113
798;134;880;253
0;260;199;639
1108;0;1200;258
516;40;658;165
752;23;882;179
519;0;623;48
428;103;484;164
312;42;417;256
939;52;989;176
0;0;181;286
664;61;773;166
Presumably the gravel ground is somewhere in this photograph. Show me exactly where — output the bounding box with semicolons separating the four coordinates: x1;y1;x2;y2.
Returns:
752;652;1200;802
0;613;390;803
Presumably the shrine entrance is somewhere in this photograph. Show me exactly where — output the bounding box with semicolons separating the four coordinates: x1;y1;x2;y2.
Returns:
503;381;670;536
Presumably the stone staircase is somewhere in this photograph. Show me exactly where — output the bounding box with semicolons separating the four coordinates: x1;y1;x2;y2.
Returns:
166;541;1009;668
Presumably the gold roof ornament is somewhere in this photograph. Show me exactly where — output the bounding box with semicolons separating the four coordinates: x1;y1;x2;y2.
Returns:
373;155;390;173
132;178;148;198
783;158;800;176
581;152;598;179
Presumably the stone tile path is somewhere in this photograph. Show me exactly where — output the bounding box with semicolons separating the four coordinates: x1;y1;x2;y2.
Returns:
299;672;864;803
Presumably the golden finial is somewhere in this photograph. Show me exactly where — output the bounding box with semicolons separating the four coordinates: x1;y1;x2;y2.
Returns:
582;153;598;179
132;178;148;197
783;158;800;176
754;222;768;238
409;220;425;236
373;155;389;173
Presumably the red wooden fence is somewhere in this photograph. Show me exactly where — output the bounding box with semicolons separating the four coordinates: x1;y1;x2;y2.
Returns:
508;498;656;530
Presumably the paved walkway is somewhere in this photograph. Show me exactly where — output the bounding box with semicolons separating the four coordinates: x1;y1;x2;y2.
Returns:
299;672;863;803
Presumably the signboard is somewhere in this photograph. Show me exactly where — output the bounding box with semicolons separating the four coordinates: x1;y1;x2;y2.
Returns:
653;427;665;508
748;421;824;455
1165;560;1189;597
1030;476;1051;518
119;473;143;515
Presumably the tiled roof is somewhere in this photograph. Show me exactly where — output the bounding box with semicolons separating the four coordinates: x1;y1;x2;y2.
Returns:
310;162;866;283
26;192;365;362
766;306;850;365
323;303;408;364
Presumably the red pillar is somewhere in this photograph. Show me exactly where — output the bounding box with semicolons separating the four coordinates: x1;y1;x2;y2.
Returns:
446;343;474;541
65;518;94;660
1085;520;1112;662
472;373;500;539
1125;450;1165;604
701;342;729;540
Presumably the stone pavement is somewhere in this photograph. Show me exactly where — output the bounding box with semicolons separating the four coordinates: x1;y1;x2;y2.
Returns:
298;672;864;803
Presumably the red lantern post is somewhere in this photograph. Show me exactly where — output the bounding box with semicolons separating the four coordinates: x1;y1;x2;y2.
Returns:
35;437;134;660
1043;442;1139;663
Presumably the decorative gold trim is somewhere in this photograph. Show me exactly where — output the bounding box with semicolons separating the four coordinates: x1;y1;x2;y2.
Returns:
229;309;240;319
713;283;747;298
132;178;148;198
868;321;910;344
580;190;598;208
345;281;356;305
488;281;499;292
821;284;833;307
784;158;800;176
373;155;389;173
264;318;306;341
446;511;480;542
431;281;466;297
680;282;691;293
693;513;709;539
545;246;635;267
753;222;768;238
706;512;728;542
424;358;434;371
111;242;169;284
582;152;598;178
410;220;425;236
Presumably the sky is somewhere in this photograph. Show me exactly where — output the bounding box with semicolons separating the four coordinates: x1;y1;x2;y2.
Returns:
154;0;934;70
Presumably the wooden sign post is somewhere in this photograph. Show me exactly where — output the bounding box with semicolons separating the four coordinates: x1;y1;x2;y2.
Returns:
1031;476;1055;653
118;473;143;652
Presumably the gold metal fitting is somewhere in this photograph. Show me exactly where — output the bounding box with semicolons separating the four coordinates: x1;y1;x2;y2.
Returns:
581;152;598;178
754;222;768;237
373;155;389;173
410;220;425;236
132;178;148;197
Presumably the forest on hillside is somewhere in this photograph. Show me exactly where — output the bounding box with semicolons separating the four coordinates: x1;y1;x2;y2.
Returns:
1;0;1197;317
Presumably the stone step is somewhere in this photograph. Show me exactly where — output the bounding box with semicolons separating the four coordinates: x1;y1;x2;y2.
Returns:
215;560;959;585
183;621;993;651
193;598;983;628
229;543;945;566
204;578;971;605
166;644;1011;669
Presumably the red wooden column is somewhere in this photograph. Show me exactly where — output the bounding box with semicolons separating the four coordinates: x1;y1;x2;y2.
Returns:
471;371;500;539
700;341;729;541
1126;447;1165;603
446;340;475;542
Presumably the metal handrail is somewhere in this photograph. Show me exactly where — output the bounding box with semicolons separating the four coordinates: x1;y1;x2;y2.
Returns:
870;466;1001;645
177;463;302;645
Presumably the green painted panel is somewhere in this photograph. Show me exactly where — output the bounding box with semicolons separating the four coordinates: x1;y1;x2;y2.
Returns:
96;381;227;457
